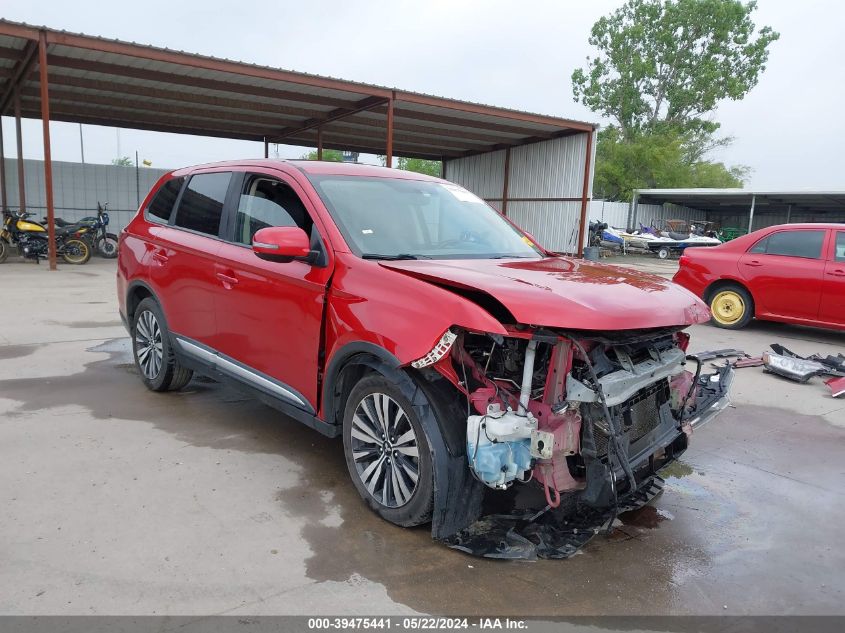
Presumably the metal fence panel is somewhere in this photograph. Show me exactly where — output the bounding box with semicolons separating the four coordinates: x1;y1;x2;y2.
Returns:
3;159;168;233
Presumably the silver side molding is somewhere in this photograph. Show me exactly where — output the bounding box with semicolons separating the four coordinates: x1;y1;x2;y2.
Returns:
175;337;309;410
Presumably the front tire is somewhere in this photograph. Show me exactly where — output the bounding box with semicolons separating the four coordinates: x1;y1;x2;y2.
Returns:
132;298;193;392
709;284;754;329
656;246;671;260
342;374;434;527
0;239;8;264
96;233;119;258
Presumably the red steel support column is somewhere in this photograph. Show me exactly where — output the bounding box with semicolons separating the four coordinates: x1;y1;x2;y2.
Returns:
0;119;6;212
38;31;57;270
263;137;268;159
576;129;594;257
501;147;511;216
385;97;394;168
317;126;323;160
14;89;25;212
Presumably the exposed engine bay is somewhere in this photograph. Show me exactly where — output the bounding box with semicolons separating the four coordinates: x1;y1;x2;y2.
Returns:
415;325;733;559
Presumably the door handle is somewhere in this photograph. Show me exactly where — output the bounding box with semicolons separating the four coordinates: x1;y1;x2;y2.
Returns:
743;260;763;267
151;251;168;265
215;272;239;287
827;269;845;277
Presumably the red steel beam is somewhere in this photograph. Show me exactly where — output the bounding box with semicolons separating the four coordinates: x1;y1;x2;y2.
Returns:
43;74;320;119
395;91;594;133
20;98;271;139
0;121;6;211
576;130;594;257
38;31;57;270
385;97;394;168
317;127;323;160
46;55;356;109
0;40;38;114
14;89;24;212
44;29;392;98
269;95;387;142
263;137;268;159
27;86;305;129
501;147;511;216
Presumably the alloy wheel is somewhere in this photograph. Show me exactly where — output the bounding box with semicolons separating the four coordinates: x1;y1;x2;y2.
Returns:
135;310;164;380
350;392;420;508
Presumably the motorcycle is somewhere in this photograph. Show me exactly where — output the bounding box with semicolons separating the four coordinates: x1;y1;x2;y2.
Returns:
0;210;92;265
43;202;118;259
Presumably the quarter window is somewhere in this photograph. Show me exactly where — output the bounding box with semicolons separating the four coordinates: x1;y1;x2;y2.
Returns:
233;176;312;245
146;177;183;224
748;230;825;259
173;172;231;236
836;232;845;262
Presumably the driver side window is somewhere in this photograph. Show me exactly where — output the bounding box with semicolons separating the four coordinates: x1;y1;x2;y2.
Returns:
233;176;313;246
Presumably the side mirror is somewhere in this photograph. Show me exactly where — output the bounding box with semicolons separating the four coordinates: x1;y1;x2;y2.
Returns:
252;226;318;263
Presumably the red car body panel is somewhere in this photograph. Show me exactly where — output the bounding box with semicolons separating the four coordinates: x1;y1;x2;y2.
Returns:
673;223;845;330
379;257;711;331
118;159;711;420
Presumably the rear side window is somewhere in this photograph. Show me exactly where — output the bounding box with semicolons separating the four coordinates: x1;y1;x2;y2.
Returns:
173;172;231;236
748;230;825;259
146;177;183;224
836;232;845;262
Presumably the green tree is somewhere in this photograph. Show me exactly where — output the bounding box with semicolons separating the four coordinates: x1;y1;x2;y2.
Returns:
111;156;132;166
572;0;778;200
594;126;747;201
300;149;344;161
378;156;442;176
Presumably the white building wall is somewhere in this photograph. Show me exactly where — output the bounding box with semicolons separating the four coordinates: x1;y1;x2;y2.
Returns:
445;133;594;253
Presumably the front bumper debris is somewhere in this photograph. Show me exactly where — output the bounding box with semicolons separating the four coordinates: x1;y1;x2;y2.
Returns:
685;363;734;430
443;475;665;560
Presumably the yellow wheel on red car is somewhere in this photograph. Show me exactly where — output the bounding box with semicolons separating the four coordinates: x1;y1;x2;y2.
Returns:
709;286;753;329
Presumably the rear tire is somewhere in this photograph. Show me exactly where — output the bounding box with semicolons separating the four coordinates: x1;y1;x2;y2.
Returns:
656;246;671;260
342;373;434;527
708;284;753;329
132;298;193;392
61;238;91;265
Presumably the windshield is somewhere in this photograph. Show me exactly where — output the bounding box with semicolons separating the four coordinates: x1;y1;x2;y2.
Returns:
308;175;542;260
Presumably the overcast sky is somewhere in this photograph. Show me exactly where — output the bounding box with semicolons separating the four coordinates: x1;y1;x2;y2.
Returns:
2;0;843;189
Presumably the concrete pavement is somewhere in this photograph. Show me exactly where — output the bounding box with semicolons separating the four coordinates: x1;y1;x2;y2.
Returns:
0;257;843;616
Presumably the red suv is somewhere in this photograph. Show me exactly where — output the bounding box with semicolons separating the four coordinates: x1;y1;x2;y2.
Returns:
118;160;731;554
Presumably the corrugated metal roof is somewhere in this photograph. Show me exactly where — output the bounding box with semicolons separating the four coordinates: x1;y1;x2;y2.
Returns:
0;19;596;160
635;189;845;215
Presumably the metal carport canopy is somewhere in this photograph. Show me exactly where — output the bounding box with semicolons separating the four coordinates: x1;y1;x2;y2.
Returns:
0;19;596;270
631;188;845;232
0;19;594;161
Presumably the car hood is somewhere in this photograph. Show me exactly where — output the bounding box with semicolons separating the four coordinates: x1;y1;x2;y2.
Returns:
379;256;710;331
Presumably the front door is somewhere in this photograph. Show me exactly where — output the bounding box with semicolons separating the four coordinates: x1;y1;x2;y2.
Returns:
820;231;845;325
213;170;332;412
738;228;828;320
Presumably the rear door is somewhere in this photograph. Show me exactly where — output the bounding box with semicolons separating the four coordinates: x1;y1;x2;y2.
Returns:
148;170;233;348
213;169;333;412
820;230;845;325
738;228;828;320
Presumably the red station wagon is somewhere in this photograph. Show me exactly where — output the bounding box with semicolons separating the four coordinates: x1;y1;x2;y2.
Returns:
117;160;732;557
674;224;845;330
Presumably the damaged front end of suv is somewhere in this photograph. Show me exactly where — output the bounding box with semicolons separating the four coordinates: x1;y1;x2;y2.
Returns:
411;322;733;559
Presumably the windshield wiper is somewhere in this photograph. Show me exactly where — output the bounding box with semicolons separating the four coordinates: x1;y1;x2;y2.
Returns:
361;253;430;260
